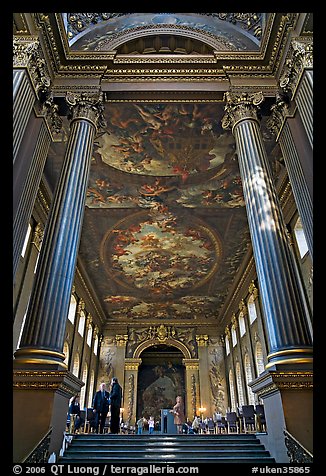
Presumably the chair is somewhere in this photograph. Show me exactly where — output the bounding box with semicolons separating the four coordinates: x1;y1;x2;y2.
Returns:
207;418;215;434
241;405;256;433
255;404;266;432
215;415;227;434
226;412;239;433
83;408;95;433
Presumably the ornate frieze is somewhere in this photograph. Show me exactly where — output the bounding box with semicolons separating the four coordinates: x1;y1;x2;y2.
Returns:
127;325;197;358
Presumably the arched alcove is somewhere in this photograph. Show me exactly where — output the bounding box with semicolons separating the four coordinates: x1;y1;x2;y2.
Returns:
136;344;185;422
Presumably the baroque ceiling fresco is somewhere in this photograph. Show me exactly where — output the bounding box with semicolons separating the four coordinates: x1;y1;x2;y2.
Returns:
43;12;284;325
73;102;279;323
64;13;265;52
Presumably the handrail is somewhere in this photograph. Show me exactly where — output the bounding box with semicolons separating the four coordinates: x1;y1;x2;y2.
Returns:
22;427;52;463
284;428;313;463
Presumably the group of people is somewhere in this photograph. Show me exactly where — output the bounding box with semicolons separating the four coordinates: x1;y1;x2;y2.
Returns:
69;391;187;436
68;377;122;435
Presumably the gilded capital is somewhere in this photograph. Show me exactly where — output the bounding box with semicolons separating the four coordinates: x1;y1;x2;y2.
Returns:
248;280;259;299
13;36;51;98
77;298;85;314
239;299;248;315
231;313;238;328
279;39;313;97
224;325;231;338
31;223;43;250
267;92;290;138
196;335;209;346
221;91;264;131
66;91;106;130
115;334;129;347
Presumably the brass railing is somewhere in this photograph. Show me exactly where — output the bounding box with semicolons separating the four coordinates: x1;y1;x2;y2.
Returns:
284;429;313;463
22;427;52;463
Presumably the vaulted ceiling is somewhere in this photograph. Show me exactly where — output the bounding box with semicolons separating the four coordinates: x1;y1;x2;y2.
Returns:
19;13;311;330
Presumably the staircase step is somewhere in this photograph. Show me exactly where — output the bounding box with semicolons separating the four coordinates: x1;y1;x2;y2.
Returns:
60;433;275;463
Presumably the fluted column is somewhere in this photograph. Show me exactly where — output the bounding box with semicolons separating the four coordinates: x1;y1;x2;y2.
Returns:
222;91;312;369
268;93;313;260
13;37;61;278
280;38;313;149
14;92;106;369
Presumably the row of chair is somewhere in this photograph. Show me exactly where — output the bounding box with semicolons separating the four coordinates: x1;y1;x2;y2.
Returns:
214;405;266;434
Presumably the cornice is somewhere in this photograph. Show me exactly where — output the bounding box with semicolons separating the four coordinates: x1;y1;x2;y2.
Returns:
30;13;300;82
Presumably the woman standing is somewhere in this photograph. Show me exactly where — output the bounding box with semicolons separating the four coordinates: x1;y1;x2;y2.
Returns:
170;395;185;434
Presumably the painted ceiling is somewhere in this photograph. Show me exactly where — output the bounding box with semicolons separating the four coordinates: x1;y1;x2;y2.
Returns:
45;101;281;324
41;12;286;325
63;13;265;52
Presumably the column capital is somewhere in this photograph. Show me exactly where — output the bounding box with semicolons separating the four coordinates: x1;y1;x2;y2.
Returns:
77;298;85;314
267;92;291;139
31;223;44;250
224;325;231;338
182;358;200;370
195;334;209;346
239;299;248;315
248;280;259;300
124;358;142;370
221;91;264;131
231;313;238;328
66;91;106;130
115;334;129;347
13;36;51;99
279;38;313;97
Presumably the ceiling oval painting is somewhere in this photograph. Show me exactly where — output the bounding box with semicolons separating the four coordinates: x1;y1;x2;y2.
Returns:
100;210;222;296
95;102;236;177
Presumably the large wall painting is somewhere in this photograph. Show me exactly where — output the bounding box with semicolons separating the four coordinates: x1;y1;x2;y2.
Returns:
136;361;185;421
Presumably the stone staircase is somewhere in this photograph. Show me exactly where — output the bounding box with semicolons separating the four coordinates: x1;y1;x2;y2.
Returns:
60;433;275;463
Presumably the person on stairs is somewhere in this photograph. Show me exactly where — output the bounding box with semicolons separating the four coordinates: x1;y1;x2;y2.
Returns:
109;377;122;434
92;382;111;434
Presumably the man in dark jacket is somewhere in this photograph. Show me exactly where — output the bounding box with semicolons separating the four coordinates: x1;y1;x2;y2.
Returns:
92;382;111;433
109;377;122;434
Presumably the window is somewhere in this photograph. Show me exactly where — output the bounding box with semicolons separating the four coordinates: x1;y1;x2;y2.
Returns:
80;362;88;409
72;353;80;377
248;298;257;324
67;295;77;324
88;370;95;408
244;353;256;405
63;341;69;366
78;310;86;336
225;335;230;355
229;369;237;412
231;325;237;347
93;334;99;355
294;217;309;259
235;361;245;406
239;312;246;337
255;341;265;376
86;323;93;347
